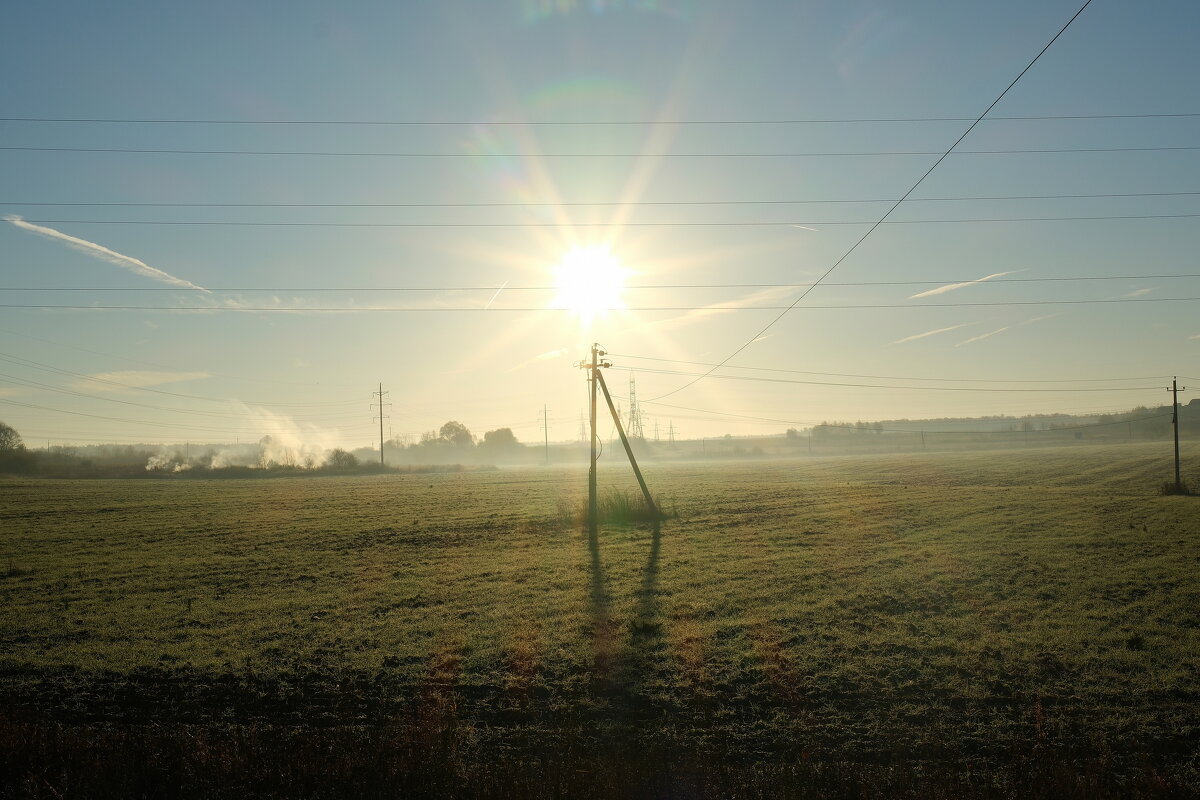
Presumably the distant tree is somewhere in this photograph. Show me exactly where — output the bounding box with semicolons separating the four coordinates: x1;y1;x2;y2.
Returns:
0;421;22;451
0;421;33;475
325;448;359;469
439;420;475;448
482;428;519;448
785;428;800;439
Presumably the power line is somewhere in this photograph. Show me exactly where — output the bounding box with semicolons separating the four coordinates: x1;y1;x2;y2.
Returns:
3;296;1199;313
622;366;1165;393
5;273;1199;293
3;191;1198;208
613;393;1175;433
633;398;1168;426
3;145;1196;159
0;350;363;407
0;373;366;422
0;397;364;435
3;191;1197;210
607;355;1168;385
0;324;326;389
3;112;1197;125
649;0;1097;402
7;213;1200;228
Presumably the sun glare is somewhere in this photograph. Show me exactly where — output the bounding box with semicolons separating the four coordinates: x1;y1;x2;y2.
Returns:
550;245;629;323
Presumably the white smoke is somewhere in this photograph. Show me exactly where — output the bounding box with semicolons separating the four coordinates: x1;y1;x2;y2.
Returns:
143;407;347;471
203;405;343;468
145;451;192;472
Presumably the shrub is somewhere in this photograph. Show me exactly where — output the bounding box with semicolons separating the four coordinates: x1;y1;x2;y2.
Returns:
558;489;676;527
324;449;360;470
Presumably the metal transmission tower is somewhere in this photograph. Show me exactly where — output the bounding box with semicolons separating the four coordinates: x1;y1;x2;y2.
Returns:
626;373;645;440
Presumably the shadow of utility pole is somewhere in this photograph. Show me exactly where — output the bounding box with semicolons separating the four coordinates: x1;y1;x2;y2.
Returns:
585;520;667;715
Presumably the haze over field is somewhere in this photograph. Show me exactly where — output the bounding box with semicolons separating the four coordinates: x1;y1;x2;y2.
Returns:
1;1;1198;449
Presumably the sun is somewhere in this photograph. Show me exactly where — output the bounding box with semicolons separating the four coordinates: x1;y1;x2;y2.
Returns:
550;245;629;323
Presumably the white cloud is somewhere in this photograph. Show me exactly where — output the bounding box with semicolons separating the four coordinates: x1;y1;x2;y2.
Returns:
73;370;210;392
890;323;971;345
6;216;207;291
910;270;1021;299
1127;287;1154;297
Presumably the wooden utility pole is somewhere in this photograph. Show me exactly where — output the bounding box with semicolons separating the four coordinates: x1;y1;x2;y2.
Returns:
1172;376;1184;492
587;345;600;536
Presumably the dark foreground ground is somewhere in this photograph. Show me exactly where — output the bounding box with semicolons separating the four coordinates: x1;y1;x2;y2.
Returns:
3;444;1199;797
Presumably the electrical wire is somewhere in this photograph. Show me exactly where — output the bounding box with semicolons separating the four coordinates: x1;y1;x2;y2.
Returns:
3;296;1199;312
6;213;1200;228
649;0;1097;402
2;190;1197;207
4;145;1196;158
623;366;1165;392
607;356;1168;385
0;324;329;389
613;391;1174;434
0;373;366;422
5;273;1199;292
0;350;363;407
0;397;365;435
3;112;1197;125
628;397;1170;426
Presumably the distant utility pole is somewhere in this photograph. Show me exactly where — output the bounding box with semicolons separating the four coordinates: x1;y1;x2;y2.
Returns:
578;413;586;443
1172;377;1187;492
371;383;391;467
654;420;660;442
543;404;550;465
668;421;675;446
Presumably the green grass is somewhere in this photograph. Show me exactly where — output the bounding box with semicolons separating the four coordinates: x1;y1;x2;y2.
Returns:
2;443;1199;797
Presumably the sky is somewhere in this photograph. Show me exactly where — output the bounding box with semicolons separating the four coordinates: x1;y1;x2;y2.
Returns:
1;0;1198;448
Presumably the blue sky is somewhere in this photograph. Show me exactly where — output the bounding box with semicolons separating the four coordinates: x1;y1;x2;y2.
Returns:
1;0;1198;447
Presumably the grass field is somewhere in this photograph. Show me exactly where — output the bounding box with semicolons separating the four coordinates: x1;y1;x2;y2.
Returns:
2;443;1199;797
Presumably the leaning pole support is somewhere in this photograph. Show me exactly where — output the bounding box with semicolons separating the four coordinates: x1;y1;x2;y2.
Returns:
595;367;660;518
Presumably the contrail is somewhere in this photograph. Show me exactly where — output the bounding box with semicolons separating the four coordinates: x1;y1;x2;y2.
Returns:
955;326;1010;346
6;216;207;291
954;313;1059;347
910;270;1021;299
485;280;509;309
890;323;970;345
